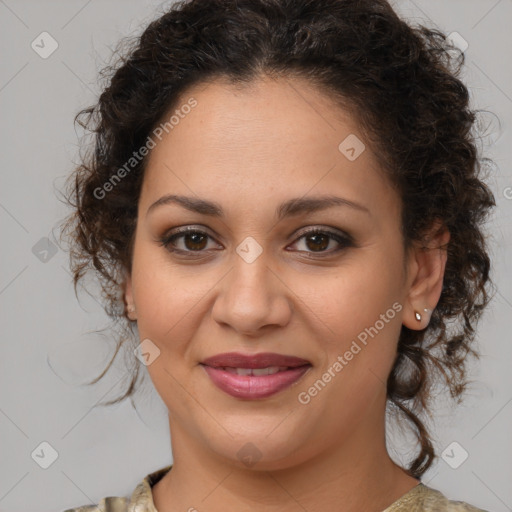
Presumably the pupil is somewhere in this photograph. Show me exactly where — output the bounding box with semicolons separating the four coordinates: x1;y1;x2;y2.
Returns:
307;233;328;251
185;233;207;250
181;233;330;252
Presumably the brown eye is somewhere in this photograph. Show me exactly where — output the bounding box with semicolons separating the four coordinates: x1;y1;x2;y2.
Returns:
180;231;208;251
159;227;219;254
304;232;330;252
289;228;354;255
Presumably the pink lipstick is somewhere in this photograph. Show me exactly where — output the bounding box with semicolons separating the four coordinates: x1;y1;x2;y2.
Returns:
200;352;312;399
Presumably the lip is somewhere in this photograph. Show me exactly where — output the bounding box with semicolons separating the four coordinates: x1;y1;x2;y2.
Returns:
201;352;311;369
200;352;312;399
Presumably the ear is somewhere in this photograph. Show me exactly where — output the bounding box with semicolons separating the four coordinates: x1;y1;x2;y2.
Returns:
123;271;137;321
402;220;450;330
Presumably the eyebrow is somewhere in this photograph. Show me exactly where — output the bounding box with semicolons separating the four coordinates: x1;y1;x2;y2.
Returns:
146;193;370;220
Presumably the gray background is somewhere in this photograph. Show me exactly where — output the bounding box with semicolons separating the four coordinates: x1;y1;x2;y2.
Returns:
0;1;511;511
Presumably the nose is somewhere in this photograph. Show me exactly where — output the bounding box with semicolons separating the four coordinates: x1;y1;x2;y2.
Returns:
211;253;293;337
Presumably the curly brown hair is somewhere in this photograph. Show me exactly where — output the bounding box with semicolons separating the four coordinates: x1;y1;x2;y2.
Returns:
59;0;496;479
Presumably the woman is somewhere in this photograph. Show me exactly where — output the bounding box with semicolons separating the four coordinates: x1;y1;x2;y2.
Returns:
60;0;496;510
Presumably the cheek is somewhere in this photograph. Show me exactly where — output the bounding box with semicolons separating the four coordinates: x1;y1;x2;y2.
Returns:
296;253;404;393
304;255;403;339
134;278;205;349
130;242;201;345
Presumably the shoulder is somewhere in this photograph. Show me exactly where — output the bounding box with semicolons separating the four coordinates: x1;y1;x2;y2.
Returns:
61;464;172;512
384;482;491;512
62;496;129;512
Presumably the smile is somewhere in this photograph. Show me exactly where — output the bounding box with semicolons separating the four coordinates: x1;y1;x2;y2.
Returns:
200;364;312;399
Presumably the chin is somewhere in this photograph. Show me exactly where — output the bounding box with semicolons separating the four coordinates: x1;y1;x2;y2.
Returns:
204;430;314;471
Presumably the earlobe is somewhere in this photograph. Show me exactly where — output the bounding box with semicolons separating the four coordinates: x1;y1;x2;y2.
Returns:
413;307;433;326
414;308;431;322
403;222;450;330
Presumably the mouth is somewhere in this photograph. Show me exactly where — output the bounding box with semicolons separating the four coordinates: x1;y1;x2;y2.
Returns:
214;366;298;376
200;352;312;399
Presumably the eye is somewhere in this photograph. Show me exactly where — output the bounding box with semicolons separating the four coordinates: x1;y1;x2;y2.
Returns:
287;227;354;256
158;227;220;256
158;226;354;257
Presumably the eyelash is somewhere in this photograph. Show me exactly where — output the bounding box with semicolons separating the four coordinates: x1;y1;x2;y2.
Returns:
157;226;354;258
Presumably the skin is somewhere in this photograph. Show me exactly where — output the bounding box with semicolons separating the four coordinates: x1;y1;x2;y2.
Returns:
123;75;450;512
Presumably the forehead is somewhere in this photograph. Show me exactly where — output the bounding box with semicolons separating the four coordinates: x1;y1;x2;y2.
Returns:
149;75;362;162
140;75;398;220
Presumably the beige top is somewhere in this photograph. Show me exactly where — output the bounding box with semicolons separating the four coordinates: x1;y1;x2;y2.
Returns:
63;465;489;512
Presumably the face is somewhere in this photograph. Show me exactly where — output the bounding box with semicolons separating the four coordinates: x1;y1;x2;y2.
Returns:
124;75;421;470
